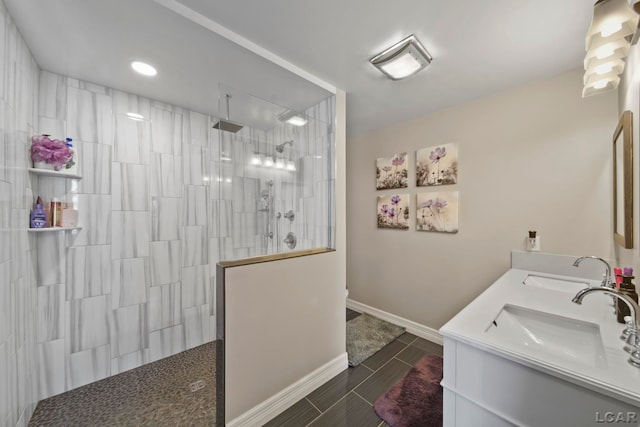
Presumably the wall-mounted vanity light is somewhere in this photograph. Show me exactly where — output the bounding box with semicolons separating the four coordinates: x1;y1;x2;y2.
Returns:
583;0;639;97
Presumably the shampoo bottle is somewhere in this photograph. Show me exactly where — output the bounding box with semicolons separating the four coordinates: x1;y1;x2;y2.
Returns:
30;198;47;228
50;197;62;227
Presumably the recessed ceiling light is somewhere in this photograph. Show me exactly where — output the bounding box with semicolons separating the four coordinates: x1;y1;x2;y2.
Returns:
370;34;432;80
126;112;145;121
131;61;157;77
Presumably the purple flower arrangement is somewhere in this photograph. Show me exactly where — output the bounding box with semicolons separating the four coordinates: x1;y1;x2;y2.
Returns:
31;135;74;171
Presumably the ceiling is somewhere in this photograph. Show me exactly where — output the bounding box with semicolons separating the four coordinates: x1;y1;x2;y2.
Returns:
6;0;595;138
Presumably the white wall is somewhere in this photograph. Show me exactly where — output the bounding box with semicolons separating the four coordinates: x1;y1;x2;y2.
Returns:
617;42;640;269
347;69;618;329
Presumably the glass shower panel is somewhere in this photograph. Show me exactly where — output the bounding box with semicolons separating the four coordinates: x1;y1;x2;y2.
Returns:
214;85;335;262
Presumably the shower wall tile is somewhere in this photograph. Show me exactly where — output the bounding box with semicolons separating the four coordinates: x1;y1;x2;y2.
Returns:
182;226;208;266
150;153;182;198
66;245;111;299
183;145;210;185
150;107;182;155
78;142;111;195
149;240;180;286
36;284;64;342
10;208;29;281
242;177;258;213
35;232;65;286
38;71;67;120
208;239;219;273
0;181;11;263
113;115;150;164
65;344;110;390
149;282;181;332
151;197;181;241
149;325;184;363
183;111;209;146
181;265;209;309
109;304;147;358
0;262;10;344
4;6;52;424
183;304;209;350
231;179;245;212
0;342;7;421
215;199;233;238
73;194;112;246
66;86;113;145
37;116;65;143
68;295;109;353
111;258;149;309
112;162;148;211
112;211;149;259
184;185;207;226
112;91;151;118
37;339;65;400
110;348;149;376
0;105;6;183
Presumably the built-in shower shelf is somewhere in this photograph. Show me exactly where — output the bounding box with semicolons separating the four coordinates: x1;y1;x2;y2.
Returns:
28;226;82;233
28;168;82;179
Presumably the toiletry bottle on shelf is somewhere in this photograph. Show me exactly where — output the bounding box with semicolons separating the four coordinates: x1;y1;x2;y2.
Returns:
30;198;47;228
617;268;638;324
50;197;62;227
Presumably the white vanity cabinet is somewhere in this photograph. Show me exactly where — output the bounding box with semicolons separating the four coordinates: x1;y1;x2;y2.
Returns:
440;256;640;427
442;337;639;427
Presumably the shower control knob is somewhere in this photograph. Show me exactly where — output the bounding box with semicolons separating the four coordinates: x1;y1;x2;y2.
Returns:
284;232;296;249
284;210;295;221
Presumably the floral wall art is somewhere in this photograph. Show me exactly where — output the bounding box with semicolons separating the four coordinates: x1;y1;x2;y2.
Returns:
377;194;410;230
376;152;408;190
416;143;458;186
416;191;459;233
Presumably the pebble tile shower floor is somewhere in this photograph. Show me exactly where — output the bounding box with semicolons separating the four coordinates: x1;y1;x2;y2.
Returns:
27;310;442;426
28;342;216;426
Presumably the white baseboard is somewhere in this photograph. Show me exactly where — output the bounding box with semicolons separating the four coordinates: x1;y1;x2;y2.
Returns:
347;298;443;345
227;352;348;427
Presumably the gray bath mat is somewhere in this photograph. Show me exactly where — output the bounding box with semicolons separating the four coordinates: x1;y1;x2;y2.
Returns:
347;313;405;366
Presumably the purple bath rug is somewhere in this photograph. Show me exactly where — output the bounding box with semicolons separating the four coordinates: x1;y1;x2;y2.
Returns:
373;354;443;427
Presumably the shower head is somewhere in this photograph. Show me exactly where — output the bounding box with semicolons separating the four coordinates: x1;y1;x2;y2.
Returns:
275;140;294;153
213;94;244;133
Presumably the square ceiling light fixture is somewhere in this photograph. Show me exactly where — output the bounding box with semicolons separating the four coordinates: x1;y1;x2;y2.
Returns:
582;0;639;97
370;34;432;80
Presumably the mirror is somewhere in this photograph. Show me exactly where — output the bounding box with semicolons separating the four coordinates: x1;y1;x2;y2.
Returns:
613;110;633;249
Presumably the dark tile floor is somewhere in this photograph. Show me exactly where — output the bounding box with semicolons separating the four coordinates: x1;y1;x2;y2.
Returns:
264;308;443;427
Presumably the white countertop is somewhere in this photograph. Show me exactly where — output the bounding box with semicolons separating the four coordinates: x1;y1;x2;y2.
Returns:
440;268;640;407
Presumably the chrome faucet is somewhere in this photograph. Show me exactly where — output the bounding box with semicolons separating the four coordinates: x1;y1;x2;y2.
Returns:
572;287;640;367
572;256;614;288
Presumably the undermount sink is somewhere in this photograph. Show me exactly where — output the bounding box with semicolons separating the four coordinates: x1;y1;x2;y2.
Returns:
485;304;607;368
522;274;589;294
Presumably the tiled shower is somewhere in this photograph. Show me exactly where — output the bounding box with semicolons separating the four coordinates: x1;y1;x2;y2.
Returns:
0;1;335;423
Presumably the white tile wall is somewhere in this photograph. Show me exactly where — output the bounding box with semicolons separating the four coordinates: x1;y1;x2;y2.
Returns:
1;1;40;424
